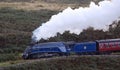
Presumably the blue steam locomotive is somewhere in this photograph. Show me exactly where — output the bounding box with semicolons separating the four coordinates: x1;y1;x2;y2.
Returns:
22;39;120;59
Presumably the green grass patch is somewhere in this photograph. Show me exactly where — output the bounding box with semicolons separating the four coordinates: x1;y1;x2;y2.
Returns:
0;53;22;63
0;60;26;67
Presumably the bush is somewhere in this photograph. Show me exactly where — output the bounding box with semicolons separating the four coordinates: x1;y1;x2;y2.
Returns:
0;53;21;63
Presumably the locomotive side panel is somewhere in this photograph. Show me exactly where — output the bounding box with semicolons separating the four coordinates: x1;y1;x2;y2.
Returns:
71;42;97;54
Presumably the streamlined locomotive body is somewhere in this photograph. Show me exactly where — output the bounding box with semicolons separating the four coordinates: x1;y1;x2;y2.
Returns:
22;42;69;59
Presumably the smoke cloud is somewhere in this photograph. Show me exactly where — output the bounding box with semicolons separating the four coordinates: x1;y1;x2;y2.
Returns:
32;0;120;42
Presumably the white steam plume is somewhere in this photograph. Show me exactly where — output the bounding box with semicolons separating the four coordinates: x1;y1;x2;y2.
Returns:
32;0;120;42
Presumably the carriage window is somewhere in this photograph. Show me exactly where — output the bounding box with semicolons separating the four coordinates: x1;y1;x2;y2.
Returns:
105;43;109;48
109;43;112;47
99;43;104;48
102;43;108;48
108;43;110;47
111;42;115;47
115;42;118;47
118;42;120;47
103;43;106;48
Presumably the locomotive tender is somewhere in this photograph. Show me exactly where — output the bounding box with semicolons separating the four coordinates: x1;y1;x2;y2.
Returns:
22;39;120;59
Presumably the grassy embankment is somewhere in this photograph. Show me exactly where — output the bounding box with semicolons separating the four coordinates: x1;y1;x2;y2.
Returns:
0;55;120;70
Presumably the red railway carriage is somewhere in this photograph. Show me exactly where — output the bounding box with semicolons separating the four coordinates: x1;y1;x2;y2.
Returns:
97;39;120;52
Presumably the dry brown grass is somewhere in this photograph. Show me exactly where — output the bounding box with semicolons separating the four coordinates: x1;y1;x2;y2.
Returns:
0;1;88;11
0;0;102;11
